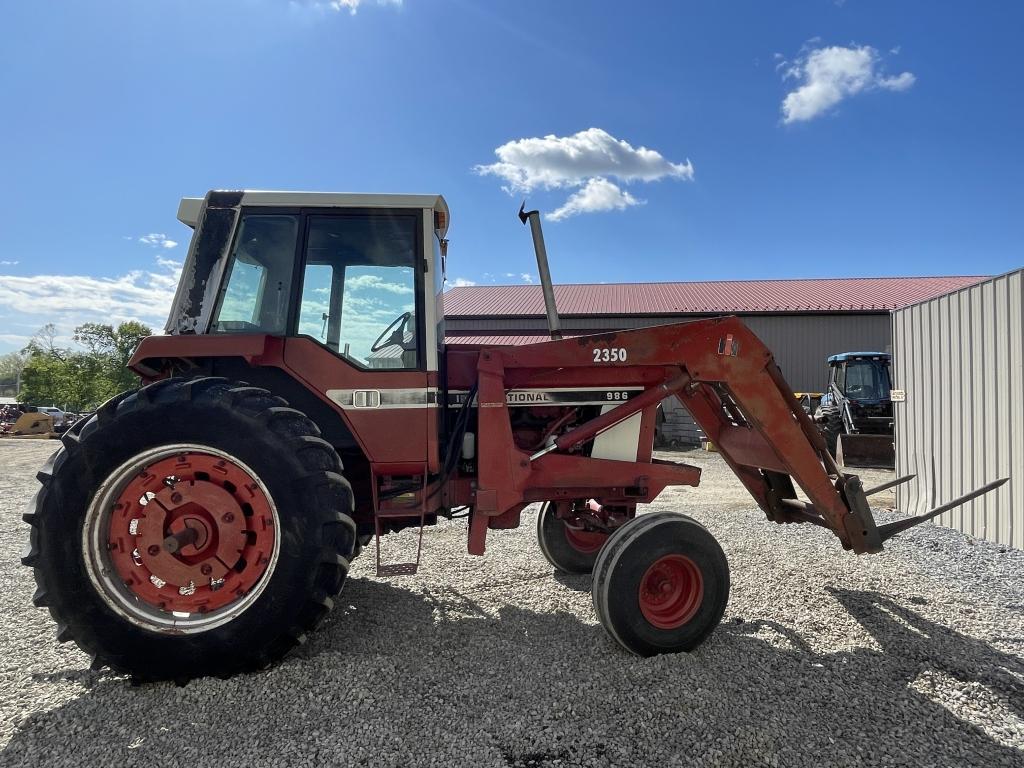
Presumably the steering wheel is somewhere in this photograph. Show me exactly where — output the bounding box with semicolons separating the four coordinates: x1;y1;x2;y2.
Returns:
370;312;413;352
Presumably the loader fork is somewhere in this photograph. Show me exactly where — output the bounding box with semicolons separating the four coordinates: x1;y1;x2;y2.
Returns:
678;350;1006;553
675;336;1006;552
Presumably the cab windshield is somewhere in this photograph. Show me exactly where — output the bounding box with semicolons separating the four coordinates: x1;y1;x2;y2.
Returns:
842;360;891;401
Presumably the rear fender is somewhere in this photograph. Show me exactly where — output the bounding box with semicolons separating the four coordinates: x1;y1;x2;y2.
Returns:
130;334;438;526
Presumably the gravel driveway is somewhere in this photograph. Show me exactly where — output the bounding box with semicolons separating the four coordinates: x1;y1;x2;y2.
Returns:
1;440;1022;767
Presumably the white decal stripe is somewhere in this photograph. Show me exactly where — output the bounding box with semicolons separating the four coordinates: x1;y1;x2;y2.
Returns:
326;388;441;410
326;386;648;411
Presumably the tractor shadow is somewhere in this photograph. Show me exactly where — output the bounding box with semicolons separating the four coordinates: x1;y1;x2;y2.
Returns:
3;582;1023;768
551;570;591;593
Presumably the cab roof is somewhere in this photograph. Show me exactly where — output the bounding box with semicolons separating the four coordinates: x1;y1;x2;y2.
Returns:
176;190;449;229
827;352;891;363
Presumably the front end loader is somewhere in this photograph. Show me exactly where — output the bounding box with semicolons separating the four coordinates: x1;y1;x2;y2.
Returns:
21;190;1005;682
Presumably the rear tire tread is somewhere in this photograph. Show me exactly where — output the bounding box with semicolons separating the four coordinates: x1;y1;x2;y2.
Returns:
23;375;357;682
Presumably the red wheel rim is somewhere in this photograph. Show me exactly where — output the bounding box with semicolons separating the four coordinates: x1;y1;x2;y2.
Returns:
638;554;704;630
563;523;608;554
105;450;276;616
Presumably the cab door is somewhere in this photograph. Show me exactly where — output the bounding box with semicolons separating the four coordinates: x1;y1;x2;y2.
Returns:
289;210;432;466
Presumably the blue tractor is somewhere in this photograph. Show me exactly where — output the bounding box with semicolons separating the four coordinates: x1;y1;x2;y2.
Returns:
813;352;895;469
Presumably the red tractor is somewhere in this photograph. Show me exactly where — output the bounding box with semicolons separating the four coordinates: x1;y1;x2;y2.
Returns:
22;191;1003;682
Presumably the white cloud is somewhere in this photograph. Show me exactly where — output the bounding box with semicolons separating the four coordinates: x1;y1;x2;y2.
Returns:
476;128;692;193
475;128;691;222
878;71;916;91
780;44;916;123
520;273;534;284
547;177;642;222
296;0;402;14
0;333;32;347
139;233;179;249
449;277;476;288
0;261;18;266
0;257;182;350
346;273;413;294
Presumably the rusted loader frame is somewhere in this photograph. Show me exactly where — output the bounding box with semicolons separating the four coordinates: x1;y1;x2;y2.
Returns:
465;315;1004;556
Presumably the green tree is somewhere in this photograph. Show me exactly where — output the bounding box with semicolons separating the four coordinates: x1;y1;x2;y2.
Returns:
74;321;152;392
23;323;64;359
19;352;109;411
0;351;28;380
0;351;28;397
18;321;152;412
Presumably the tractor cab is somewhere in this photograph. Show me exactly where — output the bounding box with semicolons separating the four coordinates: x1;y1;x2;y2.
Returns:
824;352;892;407
821;352;894;429
168;191;449;372
815;352;895;467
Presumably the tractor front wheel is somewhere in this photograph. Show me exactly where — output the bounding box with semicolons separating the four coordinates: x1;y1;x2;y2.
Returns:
536;501;609;574
23;377;357;683
815;405;843;456
592;512;729;656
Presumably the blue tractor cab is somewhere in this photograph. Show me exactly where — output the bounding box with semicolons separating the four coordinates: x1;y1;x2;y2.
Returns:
814;352;894;468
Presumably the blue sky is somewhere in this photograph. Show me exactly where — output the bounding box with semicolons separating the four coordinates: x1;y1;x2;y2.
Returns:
0;0;1021;353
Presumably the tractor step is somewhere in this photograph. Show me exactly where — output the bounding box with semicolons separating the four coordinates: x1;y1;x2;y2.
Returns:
376;562;419;577
373;469;427;578
374;511;426;577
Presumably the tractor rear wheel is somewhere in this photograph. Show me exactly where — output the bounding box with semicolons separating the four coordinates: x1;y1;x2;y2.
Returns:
22;377;357;683
536;500;609;574
592;512;729;656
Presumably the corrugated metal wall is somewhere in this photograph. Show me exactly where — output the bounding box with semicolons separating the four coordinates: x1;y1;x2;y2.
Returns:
893;269;1023;549
742;315;891;392
446;313;893;392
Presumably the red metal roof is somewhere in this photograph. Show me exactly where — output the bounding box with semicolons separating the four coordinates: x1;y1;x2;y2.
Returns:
443;276;988;316
445;331;588;347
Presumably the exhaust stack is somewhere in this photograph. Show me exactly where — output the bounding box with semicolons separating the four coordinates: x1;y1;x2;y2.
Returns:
519;203;562;340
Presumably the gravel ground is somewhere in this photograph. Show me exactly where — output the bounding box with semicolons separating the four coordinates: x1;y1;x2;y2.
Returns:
1;439;1022;767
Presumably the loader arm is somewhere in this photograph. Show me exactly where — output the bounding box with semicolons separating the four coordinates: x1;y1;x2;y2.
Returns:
472;316;1003;555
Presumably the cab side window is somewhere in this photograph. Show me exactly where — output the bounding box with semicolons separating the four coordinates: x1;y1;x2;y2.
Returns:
212;215;299;334
298;214;419;369
834;364;846;393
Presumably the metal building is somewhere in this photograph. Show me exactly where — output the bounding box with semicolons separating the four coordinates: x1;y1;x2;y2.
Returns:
445;276;985;445
892;269;1023;549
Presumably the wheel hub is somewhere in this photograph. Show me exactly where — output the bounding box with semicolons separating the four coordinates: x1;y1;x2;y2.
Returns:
563;522;608;554
90;448;278;628
129;479;248;590
638;554;704;630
